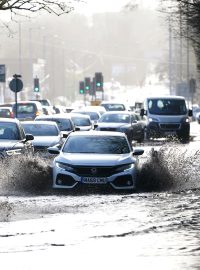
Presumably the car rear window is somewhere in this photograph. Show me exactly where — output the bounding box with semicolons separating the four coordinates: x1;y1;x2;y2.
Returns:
14;104;35;113
22;123;59;136
0;109;12;118
36;118;73;131
71;117;91;126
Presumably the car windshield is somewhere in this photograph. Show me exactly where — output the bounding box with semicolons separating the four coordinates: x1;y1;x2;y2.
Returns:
102;104;126;111
0;122;20;140
75;111;99;121
22;124;59;136
63;135;130;154
99;114;130;123
36;118;72;131
71;117;91;126
148;99;187;115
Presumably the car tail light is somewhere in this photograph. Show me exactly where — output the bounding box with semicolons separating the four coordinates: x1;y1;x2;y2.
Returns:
36;110;40;116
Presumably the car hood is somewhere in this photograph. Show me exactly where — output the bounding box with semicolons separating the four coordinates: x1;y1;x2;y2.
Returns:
0;140;24;151
97;123;130;128
56;152;134;166
33;136;60;147
148;114;187;123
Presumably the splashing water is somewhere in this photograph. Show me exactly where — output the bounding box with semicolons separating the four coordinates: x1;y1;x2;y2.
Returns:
0;144;199;196
138;142;200;192
0;154;52;195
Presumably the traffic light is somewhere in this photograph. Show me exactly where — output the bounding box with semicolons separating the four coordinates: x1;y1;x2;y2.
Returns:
34;78;40;92
79;81;85;94
95;72;103;91
84;77;91;93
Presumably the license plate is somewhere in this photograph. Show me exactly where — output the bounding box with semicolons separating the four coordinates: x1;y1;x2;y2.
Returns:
82;177;107;184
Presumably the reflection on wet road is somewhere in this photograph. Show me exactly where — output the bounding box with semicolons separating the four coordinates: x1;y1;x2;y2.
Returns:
0;127;200;269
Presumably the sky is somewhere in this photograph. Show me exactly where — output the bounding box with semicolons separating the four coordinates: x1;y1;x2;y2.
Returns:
75;0;159;15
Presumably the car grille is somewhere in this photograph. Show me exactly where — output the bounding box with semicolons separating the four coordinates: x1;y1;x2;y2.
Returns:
74;166;116;177
159;124;180;130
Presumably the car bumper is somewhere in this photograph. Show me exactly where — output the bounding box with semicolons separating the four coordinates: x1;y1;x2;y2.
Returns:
52;166;137;190
147;122;190;138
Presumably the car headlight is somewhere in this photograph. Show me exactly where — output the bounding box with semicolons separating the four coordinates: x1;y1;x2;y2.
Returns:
6;149;22;156
149;118;159;122
55;161;75;172
115;163;134;173
182;117;189;123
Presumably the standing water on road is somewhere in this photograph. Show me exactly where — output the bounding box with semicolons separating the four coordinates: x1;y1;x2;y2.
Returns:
0;143;200;270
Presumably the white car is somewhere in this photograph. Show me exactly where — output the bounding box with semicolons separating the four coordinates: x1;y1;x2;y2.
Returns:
48;131;144;192
21;121;64;154
69;113;93;131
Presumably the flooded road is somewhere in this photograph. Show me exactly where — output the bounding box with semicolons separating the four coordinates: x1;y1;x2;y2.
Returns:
1;129;200;269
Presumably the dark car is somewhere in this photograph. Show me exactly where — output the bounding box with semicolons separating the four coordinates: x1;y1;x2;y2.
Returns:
95;111;145;143
12;101;44;121
34;114;76;137
0;118;34;158
21;121;64;154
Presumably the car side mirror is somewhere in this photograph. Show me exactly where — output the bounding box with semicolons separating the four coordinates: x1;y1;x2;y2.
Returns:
25;134;34;141
61;131;69;138
94;123;98;129
140;108;144;116
132;148;144;156
48;146;60;155
188;109;193;117
75;126;80;131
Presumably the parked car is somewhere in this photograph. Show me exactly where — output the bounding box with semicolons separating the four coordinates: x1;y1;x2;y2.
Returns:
48;131;144;192
0;107;14;118
95;111;145;143
69;113;93;131
34;114;76;137
0;118;34;158
12;101;44;121
21;121;64;154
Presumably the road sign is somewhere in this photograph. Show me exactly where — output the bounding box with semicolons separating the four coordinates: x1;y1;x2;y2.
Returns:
9;78;23;93
0;65;6;82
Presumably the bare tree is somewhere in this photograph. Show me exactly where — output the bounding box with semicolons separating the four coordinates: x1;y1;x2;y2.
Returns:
160;0;200;72
0;0;81;16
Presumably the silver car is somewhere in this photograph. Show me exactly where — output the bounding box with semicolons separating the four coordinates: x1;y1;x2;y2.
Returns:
48;131;144;192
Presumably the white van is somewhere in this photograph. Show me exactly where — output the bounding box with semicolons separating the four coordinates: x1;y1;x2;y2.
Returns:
140;95;192;142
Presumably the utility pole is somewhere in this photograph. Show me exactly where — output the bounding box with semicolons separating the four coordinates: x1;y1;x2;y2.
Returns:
169;17;173;95
186;2;190;107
